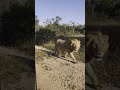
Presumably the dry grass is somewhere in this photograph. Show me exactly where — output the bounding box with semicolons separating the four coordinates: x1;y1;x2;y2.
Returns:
35;49;48;62
36;40;85;63
43;41;55;51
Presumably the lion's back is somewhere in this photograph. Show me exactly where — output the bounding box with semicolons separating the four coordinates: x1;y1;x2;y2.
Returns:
56;39;69;52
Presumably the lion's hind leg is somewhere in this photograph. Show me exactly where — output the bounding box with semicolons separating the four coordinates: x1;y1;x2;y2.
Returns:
54;47;60;57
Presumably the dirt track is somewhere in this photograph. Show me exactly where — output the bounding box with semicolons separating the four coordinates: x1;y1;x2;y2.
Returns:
0;46;35;90
35;46;85;90
35;46;120;90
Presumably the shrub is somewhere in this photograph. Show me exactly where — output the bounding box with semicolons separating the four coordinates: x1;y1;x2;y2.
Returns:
35;28;56;45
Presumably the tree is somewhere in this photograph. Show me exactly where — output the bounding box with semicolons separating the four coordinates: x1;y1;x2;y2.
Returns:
54;16;62;25
35;15;40;31
0;0;28;14
69;21;76;33
0;0;34;46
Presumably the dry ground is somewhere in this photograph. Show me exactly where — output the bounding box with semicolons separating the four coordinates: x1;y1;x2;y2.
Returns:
35;45;120;90
0;47;35;90
35;46;85;90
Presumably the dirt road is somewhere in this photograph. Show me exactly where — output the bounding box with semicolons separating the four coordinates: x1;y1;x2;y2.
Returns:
0;46;35;90
35;46;85;90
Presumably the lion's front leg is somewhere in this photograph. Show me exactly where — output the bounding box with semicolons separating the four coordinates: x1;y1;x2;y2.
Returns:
54;47;60;57
64;52;68;58
70;52;77;63
54;49;57;54
54;45;57;54
86;62;101;90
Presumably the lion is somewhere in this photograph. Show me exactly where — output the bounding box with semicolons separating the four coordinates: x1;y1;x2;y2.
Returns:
54;38;81;63
86;31;109;90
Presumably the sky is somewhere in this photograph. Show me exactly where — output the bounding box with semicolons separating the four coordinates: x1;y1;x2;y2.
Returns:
35;0;85;26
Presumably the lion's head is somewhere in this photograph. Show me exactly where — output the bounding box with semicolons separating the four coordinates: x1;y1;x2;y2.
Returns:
70;39;81;52
86;31;109;61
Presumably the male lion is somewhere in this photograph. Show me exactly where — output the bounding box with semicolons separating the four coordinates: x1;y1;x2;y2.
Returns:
55;38;81;63
86;31;109;90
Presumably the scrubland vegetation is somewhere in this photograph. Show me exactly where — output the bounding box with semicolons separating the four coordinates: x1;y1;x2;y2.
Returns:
35;16;85;46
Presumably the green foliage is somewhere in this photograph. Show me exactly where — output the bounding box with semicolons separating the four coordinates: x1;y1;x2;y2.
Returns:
35;28;56;45
35;15;40;30
35;16;85;45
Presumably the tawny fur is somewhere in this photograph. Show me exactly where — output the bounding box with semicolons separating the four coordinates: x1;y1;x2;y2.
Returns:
55;39;81;63
86;31;109;90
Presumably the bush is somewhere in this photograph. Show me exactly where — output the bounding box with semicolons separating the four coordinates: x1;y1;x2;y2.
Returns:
35;28;56;45
0;4;34;47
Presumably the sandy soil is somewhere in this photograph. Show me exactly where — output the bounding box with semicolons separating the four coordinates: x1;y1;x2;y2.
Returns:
35;46;120;90
35;46;85;90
